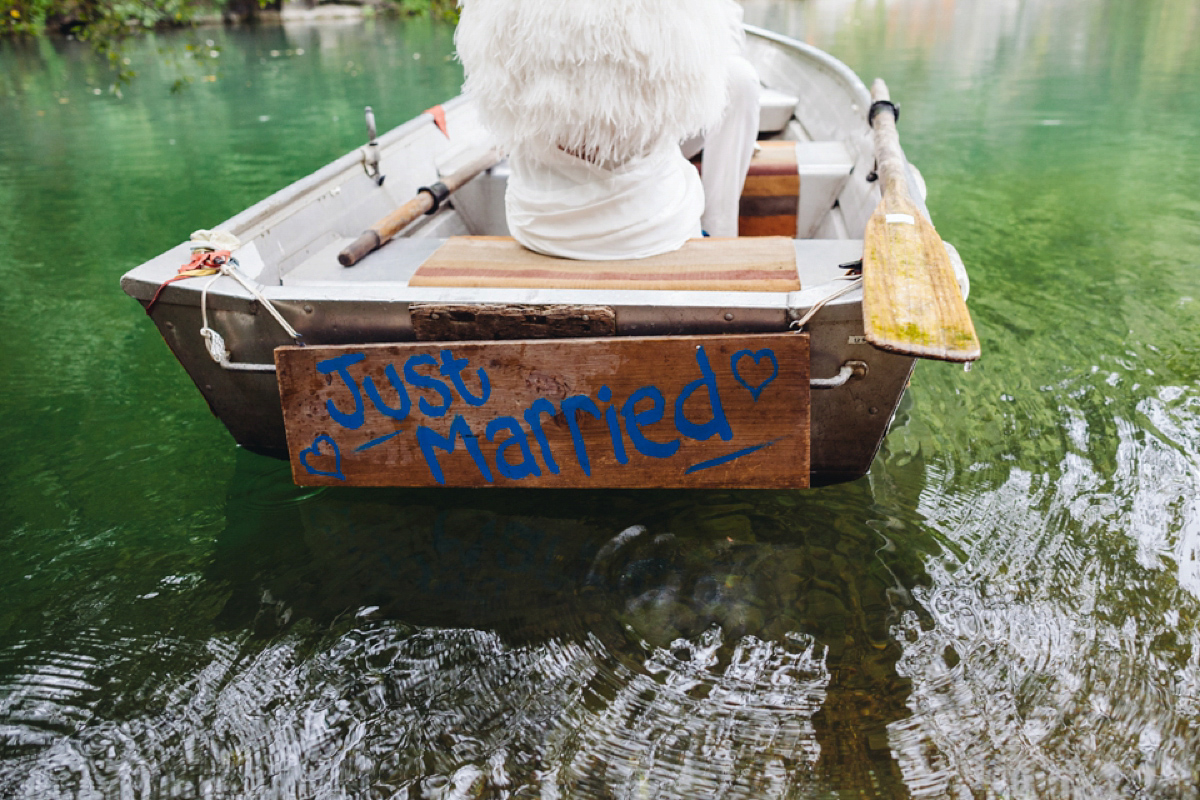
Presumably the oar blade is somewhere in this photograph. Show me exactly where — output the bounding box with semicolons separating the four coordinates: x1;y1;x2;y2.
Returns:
862;195;981;362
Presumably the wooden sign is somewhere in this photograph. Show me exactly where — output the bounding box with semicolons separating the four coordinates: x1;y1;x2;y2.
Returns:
275;334;810;489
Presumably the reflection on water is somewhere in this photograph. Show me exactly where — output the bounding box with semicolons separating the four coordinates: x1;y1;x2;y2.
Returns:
213;461;923;798
883;382;1200;796
2;0;1200;796
2;452;927;797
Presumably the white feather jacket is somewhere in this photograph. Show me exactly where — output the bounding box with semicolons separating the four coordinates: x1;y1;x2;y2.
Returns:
456;0;744;167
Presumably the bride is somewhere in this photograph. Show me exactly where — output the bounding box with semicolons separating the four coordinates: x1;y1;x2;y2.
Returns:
454;0;760;259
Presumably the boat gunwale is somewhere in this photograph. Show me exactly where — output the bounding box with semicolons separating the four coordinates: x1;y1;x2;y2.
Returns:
121;237;867;323
213;95;473;247
744;24;872;111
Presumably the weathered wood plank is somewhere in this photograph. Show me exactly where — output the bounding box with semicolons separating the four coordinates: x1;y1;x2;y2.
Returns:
276;334;810;489
408;236;801;292
410;303;616;341
751;140;799;163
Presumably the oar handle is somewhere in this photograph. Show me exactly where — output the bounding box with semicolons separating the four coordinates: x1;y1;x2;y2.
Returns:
868;79;910;202
338;147;503;267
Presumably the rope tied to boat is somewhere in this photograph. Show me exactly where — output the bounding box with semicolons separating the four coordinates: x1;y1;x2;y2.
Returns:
197;261;304;372
147;231;303;372
144;249;231;315
789;275;864;332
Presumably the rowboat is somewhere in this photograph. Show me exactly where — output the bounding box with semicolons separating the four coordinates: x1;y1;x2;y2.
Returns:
120;26;976;489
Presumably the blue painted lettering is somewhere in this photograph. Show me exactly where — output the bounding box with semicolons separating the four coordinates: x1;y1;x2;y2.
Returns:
356;429;403;452
485;416;541;480
311;343;776;481
685;438;781;474
674;346;733;441
404;353;454;417
597;386;628;464
561;395;603;476
522;398;561;475
622;387;681;459
316;353;366;430
363;364;412;421
439;349;492;407
416;415;494;485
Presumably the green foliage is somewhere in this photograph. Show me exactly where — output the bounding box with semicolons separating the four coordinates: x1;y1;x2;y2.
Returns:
3;0;205;84
3;0;54;35
3;0;205;36
391;0;457;23
2;0;455;86
1;0;269;86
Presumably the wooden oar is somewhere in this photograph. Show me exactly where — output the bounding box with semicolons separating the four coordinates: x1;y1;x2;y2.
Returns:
862;79;980;362
338;148;503;267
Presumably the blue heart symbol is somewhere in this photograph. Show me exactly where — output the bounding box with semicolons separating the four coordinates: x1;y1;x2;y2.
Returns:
731;349;779;401
299;433;345;480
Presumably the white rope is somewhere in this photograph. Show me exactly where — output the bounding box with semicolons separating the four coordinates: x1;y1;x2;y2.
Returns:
198;258;302;372
220;265;303;341
790;275;863;332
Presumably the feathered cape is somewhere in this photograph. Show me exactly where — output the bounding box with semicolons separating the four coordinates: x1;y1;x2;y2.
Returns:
456;0;742;167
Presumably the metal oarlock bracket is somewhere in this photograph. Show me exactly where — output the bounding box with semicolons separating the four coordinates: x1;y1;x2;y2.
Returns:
417;181;451;214
362;106;385;186
868;99;899;127
811;360;869;389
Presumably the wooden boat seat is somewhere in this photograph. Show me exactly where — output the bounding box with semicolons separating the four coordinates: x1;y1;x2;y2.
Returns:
407;235;801;292
738;141;855;238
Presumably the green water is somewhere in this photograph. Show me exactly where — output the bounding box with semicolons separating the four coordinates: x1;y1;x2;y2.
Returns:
2;0;1200;796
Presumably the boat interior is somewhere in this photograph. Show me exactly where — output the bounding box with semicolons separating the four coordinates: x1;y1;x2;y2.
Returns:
256;84;875;298
126;28;968;318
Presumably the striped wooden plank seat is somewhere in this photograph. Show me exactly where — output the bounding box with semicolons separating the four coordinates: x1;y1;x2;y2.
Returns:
408;235;800;292
737;140;855;239
739;141;801;237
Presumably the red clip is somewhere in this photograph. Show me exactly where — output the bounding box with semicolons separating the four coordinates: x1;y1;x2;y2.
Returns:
145;249;233;316
181;249;231;272
424;104;449;139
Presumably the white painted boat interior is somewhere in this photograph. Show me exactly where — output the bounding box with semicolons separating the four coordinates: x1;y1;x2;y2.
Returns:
168;27;892;308
268;108;860;302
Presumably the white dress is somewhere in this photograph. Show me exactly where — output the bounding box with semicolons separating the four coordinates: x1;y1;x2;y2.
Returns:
504;140;704;260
